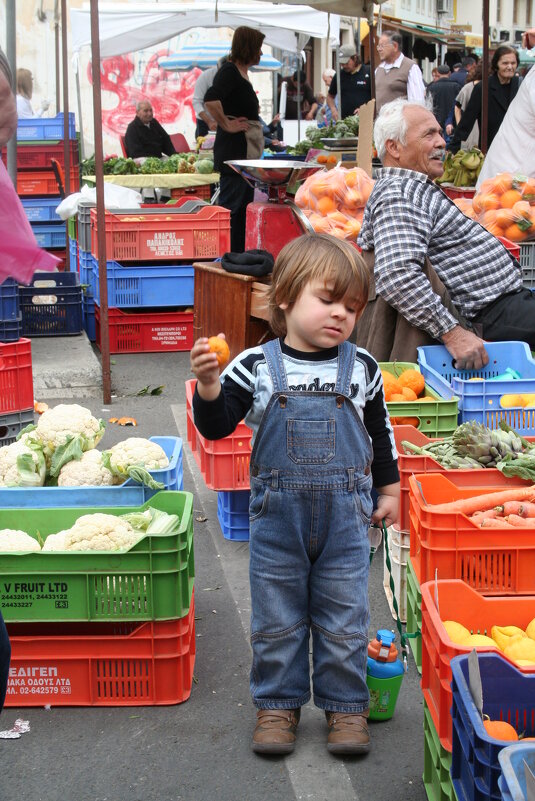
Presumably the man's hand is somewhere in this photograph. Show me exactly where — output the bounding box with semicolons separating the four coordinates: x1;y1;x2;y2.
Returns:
208;120;217;131
445;124;454;136
223;116;249;133
441;325;489;370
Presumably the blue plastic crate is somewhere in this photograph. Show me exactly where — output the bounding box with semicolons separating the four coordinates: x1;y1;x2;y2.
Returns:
451;653;535;801
31;221;67;249
17;112;76;141
0;314;22;343
0;279;20;321
217;490;250;541
20;271;82;337
418;341;535;434
78;248;93;293
83;295;96;342
0;436;183;507
498;743;535;801
21;196;62;223
69;236;79;274
0;408;34;446
90;256;195;308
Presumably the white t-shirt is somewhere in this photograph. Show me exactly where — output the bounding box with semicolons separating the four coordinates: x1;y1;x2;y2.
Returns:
16;95;46;119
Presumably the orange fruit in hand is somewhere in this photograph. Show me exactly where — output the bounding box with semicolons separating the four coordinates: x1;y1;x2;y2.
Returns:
398;368;425;397
208;336;230;367
483;719;518;741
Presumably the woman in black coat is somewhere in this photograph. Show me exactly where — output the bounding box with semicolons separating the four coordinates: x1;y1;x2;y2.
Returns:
448;46;520;153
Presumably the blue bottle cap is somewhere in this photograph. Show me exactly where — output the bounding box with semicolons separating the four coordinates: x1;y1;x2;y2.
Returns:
377;629;395;647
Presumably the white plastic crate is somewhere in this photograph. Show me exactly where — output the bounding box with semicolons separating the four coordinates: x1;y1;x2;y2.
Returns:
519;241;535;289
382;525;410;624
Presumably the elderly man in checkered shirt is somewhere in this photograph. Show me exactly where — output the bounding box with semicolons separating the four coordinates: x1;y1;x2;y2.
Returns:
358;98;535;371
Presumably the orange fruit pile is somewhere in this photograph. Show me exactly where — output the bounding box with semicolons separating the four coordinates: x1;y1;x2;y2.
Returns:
456;173;535;241
382;368;435;427
295;167;374;241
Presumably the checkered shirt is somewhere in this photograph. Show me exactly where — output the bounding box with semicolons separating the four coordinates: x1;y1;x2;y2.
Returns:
358;168;522;340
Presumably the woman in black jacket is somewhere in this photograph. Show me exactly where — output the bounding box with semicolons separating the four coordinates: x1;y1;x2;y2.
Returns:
448;46;520;153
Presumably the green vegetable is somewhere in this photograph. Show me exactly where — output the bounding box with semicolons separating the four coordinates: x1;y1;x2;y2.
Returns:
195;158;214;174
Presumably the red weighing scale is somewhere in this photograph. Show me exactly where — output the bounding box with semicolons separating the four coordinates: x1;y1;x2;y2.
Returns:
226;160;324;259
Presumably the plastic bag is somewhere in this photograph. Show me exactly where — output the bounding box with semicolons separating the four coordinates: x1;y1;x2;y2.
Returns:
471;172;535;241
295;166;374;240
55;183;142;220
0;161;59;283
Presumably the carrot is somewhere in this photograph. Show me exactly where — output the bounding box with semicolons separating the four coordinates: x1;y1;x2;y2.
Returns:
504;514;535;527
502;501;526;517
427;486;535;516
480;517;515;528
469;510;501;523
519;502;535;518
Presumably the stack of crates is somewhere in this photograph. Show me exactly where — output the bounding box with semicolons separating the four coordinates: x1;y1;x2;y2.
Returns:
89;199;230;353
0;438;197;708
0;337;34;447
11;113;79;272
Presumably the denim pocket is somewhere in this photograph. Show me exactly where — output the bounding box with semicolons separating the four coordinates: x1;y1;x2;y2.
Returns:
249;478;270;521
286;418;335;464
353;473;374;525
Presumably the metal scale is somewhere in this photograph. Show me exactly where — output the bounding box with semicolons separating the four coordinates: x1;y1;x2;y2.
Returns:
226;160;323;259
319;136;359;168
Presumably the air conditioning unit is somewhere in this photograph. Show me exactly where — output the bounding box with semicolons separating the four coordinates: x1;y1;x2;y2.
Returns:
514;29;524;43
490;26;500;42
436;0;452;15
499;28;511;41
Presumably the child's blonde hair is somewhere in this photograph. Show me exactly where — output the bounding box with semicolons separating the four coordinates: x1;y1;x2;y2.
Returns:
268;233;370;337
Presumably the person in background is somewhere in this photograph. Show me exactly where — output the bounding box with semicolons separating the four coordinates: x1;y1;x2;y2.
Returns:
316;68;336;125
446;61;482;149
449;46;520;153
16;68;49;119
0;47;14;716
375;31;426;114
204;26;265;253
450;56;476;89
426;64;460;135
280;70;318;121
124;100;176;159
261;114;285;150
429;66;440;84
327;46;371;121
191;233;399;756
192;57;229;139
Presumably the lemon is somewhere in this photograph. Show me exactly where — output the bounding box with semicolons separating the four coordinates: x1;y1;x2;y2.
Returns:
500;394;525;408
526;617;535;641
504;636;535;662
465;634;497;647
491;625;526;651
443;620;471;644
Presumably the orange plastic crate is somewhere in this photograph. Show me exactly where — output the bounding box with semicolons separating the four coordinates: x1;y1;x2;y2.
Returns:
90;201;230;262
394;426;534;532
170;184;212;200
17;168;80;196
0;338;34;415
95;305;193;354
185;379;252;490
5;594;196;707
409;473;535;594
421;579;535;752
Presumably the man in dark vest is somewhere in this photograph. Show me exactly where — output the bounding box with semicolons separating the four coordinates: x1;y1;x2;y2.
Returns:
375;30;426;114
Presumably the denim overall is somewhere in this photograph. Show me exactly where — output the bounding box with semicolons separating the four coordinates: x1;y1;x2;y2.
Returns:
249;338;374;713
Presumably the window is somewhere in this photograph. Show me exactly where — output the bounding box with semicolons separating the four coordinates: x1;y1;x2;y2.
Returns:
527;0;533;26
513;0;519;24
496;0;501;23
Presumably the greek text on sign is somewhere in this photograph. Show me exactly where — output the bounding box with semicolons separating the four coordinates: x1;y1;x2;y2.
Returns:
146;233;185;257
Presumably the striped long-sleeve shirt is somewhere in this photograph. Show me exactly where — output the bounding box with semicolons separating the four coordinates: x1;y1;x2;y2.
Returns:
192;339;399;489
358;167;522;340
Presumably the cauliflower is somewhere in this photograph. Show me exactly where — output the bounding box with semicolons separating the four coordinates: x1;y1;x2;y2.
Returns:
57;449;114;487
101;438;167;490
21;403;106;478
41;530;69;552
0;439;46;487
63;513;142;551
0;529;41;552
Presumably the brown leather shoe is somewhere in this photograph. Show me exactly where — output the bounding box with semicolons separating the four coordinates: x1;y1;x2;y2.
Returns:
325;710;370;754
252;708;301;754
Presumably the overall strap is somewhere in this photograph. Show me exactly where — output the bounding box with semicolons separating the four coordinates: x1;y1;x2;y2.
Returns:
262;338;288;392
335;341;357;396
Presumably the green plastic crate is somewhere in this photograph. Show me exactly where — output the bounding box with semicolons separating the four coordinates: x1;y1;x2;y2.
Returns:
423;702;457;801
379;361;459;437
67;215;77;241
0;491;194;623
406;555;422;674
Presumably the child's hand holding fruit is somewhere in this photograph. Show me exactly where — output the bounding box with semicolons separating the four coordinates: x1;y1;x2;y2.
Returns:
190;334;230;401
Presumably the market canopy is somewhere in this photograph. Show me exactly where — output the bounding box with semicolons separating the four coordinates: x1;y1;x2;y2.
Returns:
71;2;340;58
159;44;282;72
249;0;388;22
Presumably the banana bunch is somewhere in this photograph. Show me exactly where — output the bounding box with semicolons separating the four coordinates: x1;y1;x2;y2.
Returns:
436;147;485;187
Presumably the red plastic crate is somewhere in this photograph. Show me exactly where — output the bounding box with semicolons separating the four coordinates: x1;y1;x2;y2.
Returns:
497;236;521;260
409;472;535;594
0;338;34;415
5;594;195;707
1;140;80;170
17;167;80;196
421;579;535;752
90;200;230;261
441;185;476;200
394;426;534;532
170;184;212;200
95;305;193;353
185;379;252;490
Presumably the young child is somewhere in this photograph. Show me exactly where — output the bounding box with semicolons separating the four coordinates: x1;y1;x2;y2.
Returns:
190;234;399;756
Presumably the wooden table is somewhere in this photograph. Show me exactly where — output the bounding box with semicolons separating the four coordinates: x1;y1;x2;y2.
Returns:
193;262;272;360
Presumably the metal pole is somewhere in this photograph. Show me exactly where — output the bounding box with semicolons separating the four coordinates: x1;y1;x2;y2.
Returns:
481;0;490;153
369;22;376;105
61;0;71;271
90;0;112;405
76;64;85;162
6;0;16;186
55;0;61;110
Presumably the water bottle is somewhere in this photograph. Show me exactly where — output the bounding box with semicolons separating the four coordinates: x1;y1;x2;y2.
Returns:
366;629;404;721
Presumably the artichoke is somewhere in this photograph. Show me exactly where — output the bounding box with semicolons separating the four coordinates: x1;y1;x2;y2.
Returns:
452;422;523;467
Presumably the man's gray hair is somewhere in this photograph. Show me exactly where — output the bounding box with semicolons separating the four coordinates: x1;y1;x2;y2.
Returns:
374;97;433;161
136;99;151;111
382;30;403;49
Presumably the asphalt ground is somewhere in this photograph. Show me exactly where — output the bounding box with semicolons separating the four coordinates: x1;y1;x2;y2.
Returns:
2;347;427;801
